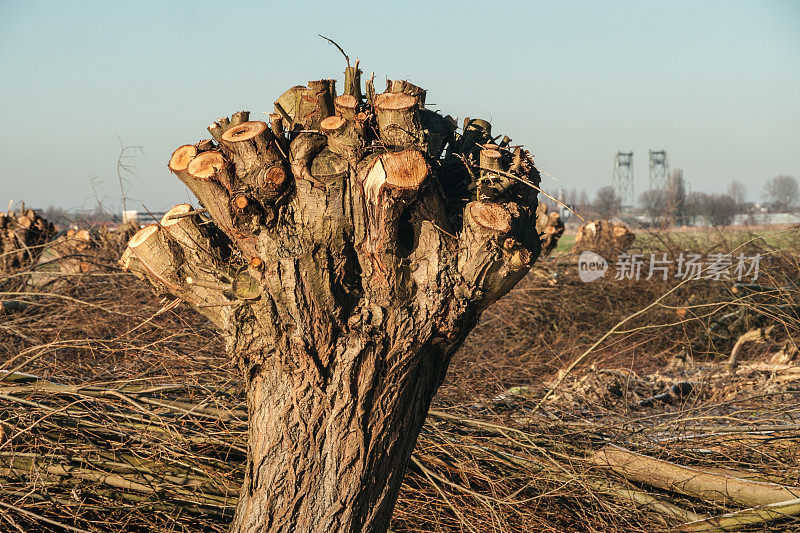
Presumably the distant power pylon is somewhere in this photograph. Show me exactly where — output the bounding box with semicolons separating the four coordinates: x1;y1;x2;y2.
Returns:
648;150;669;191
613;151;634;207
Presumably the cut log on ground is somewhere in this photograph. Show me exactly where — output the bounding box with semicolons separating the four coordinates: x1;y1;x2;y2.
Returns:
122;61;544;533
588;445;800;507
679;497;800;532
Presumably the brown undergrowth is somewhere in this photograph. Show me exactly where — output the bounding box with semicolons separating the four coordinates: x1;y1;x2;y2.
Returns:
1;227;799;532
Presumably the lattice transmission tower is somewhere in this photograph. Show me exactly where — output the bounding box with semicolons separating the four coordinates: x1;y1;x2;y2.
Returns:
613;151;634;208
648;149;669;191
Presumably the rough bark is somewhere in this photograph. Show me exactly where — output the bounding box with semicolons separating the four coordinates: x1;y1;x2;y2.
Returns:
124;69;544;533
321;115;362;163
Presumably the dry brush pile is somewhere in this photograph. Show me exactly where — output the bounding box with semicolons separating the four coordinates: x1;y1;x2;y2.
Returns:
1;225;800;532
573;219;635;257
0;205;55;272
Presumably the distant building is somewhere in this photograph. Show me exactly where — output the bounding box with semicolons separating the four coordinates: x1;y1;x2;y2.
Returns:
121;209;166;225
732;212;800;226
122;210;138;224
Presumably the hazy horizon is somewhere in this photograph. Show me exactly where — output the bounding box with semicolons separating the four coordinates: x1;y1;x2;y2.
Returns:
1;0;798;212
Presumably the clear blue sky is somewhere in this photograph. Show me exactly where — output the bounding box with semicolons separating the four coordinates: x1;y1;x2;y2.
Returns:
1;0;798;212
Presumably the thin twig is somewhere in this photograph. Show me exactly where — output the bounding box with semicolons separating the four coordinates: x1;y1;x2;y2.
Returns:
318;34;350;69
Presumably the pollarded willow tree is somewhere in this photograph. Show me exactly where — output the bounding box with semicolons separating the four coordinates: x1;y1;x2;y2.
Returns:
122;61;547;533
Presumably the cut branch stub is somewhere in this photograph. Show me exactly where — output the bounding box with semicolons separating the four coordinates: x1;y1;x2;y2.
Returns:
420;109;456;160
256;165;291;203
126;215;236;329
321;115;362;162
169;144;197;172
274;82;335;130
128;224;184;294
208;112;247;142
478;148;512;201
221;121;284;172
168;144;204;198
268;113;284;137
459;118;492;157
468;201;511;233
188;151;234;192
231;191;264;236
274;85;306;128
344;63;362;101
510;146;524;174
299;80;336;129
360;149;429;259
374;92;423;150
230;110;250;126
220;120;289;200
160;204;230;267
381;149;429;189
186;151;257;257
334;94;358;122
458;200;535;304
386;79;427;107
196;138;216;151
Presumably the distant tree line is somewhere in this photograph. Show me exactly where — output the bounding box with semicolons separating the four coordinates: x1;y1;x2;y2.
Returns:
533;173;796;228
40;205;116;229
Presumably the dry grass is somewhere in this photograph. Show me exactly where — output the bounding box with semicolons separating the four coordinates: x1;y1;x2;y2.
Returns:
1;226;799;532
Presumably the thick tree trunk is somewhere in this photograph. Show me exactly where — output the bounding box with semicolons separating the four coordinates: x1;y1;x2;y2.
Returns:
232;335;463;533
123;71;544;533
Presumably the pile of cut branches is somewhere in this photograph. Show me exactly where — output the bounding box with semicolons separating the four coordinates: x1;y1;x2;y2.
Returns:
0;205;54;272
2;368;799;533
2;215;800;532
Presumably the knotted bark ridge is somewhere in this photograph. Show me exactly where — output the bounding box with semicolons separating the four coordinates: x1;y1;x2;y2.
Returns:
122;67;544;533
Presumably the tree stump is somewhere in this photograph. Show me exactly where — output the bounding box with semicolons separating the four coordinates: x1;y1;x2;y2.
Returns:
123;67;544;533
574;219;635;257
26;223;137;289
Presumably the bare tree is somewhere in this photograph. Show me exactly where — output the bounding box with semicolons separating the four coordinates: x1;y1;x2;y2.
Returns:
704;194;737;226
665;169;687;225
593;186;621;219
639;189;669;226
578;190;590;211
122;73;543;533
727;180;746;207
763;175;799;212
115;136;144;215
684;191;708;226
